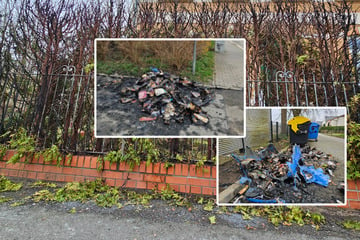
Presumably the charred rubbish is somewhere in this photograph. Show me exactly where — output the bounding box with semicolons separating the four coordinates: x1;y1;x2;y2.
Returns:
230;144;343;204
119;69;214;125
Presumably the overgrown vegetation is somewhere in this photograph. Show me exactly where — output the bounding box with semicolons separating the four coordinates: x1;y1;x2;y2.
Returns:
97;41;215;83
233;206;325;229
0;175;22;192
0;176;327;228
5;128;36;164
347;94;360;180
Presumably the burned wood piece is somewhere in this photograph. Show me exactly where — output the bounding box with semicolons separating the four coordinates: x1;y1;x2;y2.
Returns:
119;69;213;125
229;143;339;203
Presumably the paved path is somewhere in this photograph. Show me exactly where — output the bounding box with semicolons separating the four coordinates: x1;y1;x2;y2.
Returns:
309;133;346;181
214;40;245;89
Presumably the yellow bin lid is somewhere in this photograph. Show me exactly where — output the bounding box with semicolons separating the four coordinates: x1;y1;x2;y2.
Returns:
287;116;311;133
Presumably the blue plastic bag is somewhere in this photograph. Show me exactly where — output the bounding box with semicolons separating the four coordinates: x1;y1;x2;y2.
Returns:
287;144;301;178
299;165;330;187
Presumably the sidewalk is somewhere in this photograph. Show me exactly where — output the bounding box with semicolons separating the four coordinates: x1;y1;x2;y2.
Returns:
214;41;245;90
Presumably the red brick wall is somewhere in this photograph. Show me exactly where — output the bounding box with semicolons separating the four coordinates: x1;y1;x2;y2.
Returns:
0;150;216;195
343;179;360;209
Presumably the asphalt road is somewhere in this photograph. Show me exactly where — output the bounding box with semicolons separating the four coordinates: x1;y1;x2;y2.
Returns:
0;200;359;240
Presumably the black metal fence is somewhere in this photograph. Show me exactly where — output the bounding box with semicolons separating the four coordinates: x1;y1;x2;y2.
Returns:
0;67;216;161
247;68;360;109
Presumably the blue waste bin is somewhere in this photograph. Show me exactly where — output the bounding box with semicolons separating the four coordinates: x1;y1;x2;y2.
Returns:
308;122;320;141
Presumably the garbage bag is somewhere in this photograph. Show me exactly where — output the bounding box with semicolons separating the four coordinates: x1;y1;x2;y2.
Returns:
299;165;330;187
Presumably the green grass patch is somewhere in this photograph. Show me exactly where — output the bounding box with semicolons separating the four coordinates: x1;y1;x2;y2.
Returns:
343;220;360;230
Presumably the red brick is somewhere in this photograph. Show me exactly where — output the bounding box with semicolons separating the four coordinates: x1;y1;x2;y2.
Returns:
76;156;84;167
18;171;27;178
182;164;189;176
38;155;44;164
209;180;216;188
128;173;143;181
179;185;190;193
4;150;16;161
156;183;166;191
146;163;153;173
26;171;36;179
347;180;357;190
160;163;167;174
175;164;182;176
349;200;360;209
189;165;196;177
82;169;100;177
132;165;139;172
105;178;115;186
70;156;78;167
62;167;82;175
348;191;359;200
75;176;86;182
104;161;110;170
139;162;146;172
65;175;75;182
43;165;62;174
202;166;211;178
125;180;137;188
196;168;203;178
64;155;72;166
356;180;360;190
147;182;157;190
166;176;187;185
36;172;46;180
202;187;215;196
167;166;174;175
56;174;66;182
102;171;122;179
0;169;9;175
24;164;43;172
110;162;117;171
188;178;210;187
153;163;161;174
6;162;23;170
91;157;98;169
0;161;5;168
170;184;180;192
115;179;125;187
119;162;126;171
137;181;147;189
144;174;164;183
190;186;202;194
211;166;216;179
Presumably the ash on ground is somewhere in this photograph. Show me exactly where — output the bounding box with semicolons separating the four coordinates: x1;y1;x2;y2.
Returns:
96;73;235;136
220;144;344;204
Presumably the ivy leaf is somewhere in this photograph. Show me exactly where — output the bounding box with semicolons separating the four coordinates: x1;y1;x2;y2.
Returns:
209;215;216;224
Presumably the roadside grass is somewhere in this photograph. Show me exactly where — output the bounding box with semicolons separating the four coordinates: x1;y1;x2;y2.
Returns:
96;42;215;84
0;176;328;229
342;220;360;231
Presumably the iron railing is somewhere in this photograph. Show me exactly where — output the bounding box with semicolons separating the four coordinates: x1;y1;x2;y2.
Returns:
0;67;216;161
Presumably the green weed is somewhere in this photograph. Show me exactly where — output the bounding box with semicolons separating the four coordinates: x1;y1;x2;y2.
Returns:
0;176;22;192
343;220;360;231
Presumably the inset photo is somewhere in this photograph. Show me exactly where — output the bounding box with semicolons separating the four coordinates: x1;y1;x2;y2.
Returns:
95;39;245;137
218;107;346;205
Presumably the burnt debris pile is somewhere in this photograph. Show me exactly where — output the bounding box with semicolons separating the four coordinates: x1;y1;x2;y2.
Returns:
119;69;213;125
231;144;342;204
